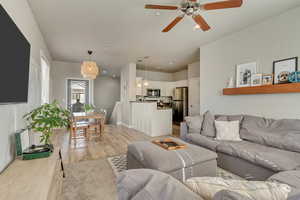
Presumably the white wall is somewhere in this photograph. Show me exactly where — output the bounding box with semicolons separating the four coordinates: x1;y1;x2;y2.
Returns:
120;63;136;127
136;70;173;82
137;69;188;82
0;0;51;172
200;7;300;119
188;61;200;116
173;69;188;81
188;61;200;79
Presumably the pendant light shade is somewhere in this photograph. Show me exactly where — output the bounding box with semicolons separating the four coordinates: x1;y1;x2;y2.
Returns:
81;50;100;80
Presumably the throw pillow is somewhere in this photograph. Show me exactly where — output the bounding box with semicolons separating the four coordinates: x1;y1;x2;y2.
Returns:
201;111;216;137
185;177;291;200
185;115;204;134
215;120;242;141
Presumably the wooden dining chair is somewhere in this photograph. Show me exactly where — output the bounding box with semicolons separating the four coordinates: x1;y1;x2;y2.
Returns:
87;109;107;139
70;116;89;144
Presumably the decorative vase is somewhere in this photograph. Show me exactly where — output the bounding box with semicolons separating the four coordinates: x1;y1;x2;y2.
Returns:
227;77;235;88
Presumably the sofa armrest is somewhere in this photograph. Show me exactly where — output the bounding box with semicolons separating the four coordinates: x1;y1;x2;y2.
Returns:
117;169;201;200
180;122;189;141
213;190;252;200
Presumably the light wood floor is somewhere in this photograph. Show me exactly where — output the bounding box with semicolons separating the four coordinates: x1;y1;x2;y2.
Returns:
55;125;180;200
56;125;152;164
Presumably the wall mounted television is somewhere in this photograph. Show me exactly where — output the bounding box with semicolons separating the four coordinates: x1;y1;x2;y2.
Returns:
0;5;31;104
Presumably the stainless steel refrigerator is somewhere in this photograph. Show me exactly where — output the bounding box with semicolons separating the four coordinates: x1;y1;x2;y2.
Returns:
172;87;188;124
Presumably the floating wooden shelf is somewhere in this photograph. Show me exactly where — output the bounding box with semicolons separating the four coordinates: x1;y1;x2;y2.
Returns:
223;83;300;95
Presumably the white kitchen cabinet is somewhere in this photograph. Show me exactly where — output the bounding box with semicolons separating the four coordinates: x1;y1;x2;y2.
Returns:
165;82;174;97
136;78;188;97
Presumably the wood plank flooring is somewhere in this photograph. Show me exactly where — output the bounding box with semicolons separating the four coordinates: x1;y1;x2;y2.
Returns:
56;125;152;164
55;125;180;200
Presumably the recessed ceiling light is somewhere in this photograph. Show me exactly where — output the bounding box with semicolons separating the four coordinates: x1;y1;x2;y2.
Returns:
169;61;174;65
155;12;161;16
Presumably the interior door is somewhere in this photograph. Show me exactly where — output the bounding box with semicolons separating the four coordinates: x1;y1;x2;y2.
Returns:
188;78;200;116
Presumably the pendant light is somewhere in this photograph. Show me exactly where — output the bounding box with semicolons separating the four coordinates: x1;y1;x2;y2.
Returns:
81;50;100;80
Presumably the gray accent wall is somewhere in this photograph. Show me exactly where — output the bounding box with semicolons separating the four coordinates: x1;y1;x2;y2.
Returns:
94;76;120;122
51;61;120;122
200;7;300;119
0;0;51;172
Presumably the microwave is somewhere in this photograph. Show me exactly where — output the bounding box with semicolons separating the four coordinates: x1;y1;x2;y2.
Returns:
147;89;161;97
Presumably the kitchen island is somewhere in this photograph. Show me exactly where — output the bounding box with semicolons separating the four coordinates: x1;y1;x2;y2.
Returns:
131;102;172;137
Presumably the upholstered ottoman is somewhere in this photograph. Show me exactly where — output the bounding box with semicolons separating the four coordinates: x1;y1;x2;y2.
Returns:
127;138;217;182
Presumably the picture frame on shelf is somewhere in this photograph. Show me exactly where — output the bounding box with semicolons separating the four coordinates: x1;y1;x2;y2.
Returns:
273;57;298;84
262;74;273;85
251;74;262;86
236;62;257;88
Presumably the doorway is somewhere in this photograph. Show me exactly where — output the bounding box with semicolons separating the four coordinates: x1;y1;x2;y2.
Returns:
67;79;90;111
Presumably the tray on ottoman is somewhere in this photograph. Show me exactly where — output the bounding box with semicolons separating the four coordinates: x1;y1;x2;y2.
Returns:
127;138;217;182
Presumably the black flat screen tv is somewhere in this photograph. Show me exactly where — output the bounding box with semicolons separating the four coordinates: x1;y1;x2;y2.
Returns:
0;4;31;104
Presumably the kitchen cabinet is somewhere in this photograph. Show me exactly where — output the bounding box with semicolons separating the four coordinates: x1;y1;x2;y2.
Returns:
135;78;188;97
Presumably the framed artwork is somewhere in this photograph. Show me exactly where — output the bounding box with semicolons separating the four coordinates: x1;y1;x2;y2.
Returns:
262;74;273;85
273;57;298;84
251;74;262;86
236;62;257;87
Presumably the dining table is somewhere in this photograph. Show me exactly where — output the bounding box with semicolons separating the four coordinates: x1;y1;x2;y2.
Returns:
72;112;105;136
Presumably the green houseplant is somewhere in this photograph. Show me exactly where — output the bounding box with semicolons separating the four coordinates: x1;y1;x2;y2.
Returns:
84;104;95;113
24;100;70;145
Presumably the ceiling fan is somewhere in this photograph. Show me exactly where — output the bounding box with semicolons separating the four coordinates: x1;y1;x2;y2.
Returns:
145;0;243;32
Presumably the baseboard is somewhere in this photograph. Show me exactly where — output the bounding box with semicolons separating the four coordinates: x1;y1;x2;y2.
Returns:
120;123;133;129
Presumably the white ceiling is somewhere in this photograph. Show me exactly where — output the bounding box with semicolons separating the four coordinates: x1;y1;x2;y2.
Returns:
28;0;300;74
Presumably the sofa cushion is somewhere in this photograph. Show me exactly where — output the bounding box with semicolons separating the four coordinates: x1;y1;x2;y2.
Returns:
217;141;300;172
240;115;300;153
185;177;291;200
215;120;242;142
185;115;204;134
216;115;244;124
213;190;253;200
186;134;221;151
202;111;216;137
117;169;202;200
268;171;300;199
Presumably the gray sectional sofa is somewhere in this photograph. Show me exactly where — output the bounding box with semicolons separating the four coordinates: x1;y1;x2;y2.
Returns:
181;114;300;181
117;113;300;199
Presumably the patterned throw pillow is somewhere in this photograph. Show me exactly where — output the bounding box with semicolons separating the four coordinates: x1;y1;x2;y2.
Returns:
185;177;291;200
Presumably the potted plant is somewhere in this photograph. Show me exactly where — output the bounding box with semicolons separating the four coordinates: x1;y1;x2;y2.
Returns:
24;100;70;146
84;104;95;114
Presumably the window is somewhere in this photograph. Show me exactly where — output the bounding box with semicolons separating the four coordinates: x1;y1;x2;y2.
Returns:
41;56;50;104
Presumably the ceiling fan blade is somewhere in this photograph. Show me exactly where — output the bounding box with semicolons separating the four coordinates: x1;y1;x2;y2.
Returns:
162;16;184;32
201;0;243;10
145;4;178;10
193;15;210;31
